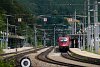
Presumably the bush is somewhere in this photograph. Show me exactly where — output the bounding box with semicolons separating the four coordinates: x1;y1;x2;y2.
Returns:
0;59;15;67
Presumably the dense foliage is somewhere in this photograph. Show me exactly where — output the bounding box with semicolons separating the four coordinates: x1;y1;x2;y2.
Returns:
16;0;85;15
16;0;100;21
0;0;35;37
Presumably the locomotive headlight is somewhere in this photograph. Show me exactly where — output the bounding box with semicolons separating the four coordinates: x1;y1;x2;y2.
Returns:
20;57;31;67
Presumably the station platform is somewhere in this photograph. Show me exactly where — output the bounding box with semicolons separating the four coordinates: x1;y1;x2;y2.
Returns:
70;48;100;59
3;47;33;53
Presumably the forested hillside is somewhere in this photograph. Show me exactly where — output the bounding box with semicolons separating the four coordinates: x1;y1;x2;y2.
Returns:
0;0;27;31
16;0;100;23
16;0;85;15
0;0;34;35
0;0;28;14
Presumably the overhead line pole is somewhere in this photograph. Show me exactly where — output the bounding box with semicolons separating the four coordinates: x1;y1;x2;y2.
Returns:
84;0;87;28
43;30;46;47
6;17;9;49
82;0;87;50
54;26;56;47
87;0;91;51
75;9;77;34
34;25;37;48
94;0;99;53
6;15;14;49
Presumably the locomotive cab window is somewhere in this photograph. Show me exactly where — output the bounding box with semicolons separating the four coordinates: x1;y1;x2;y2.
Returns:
60;37;68;42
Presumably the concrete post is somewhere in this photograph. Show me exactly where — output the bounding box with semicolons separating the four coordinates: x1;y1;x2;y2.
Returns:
94;0;99;53
34;25;37;48
87;0;91;51
54;27;56;46
78;33;81;49
75;9;77;34
43;30;46;47
6;18;9;49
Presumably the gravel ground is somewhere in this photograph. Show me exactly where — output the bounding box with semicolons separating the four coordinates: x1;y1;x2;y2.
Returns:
48;48;100;67
27;47;67;67
27;47;100;67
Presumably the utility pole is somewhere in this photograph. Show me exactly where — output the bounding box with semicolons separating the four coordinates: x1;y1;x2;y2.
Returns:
84;0;87;28
3;32;5;49
15;26;17;54
54;26;56;47
75;9;77;34
34;25;37;48
78;31;81;49
26;23;28;44
1;31;5;49
91;25;94;52
87;0;91;51
43;18;47;47
82;0;87;50
94;0;99;53
6;17;9;49
5;15;14;49
82;23;85;50
43;30;46;47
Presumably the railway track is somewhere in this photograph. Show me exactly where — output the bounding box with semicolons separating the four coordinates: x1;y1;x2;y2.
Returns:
61;51;100;65
36;47;84;67
0;48;34;56
0;47;44;67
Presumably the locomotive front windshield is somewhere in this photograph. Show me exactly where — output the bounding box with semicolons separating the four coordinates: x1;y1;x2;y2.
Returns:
60;37;68;42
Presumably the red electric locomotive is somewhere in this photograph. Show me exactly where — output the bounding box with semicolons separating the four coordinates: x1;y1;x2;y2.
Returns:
58;36;70;51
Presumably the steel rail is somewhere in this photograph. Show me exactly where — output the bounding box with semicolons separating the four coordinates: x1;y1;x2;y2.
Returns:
36;47;83;67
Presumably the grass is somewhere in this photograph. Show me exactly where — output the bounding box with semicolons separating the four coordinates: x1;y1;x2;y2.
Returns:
0;48;4;59
0;48;15;67
0;48;4;54
0;60;15;67
0;56;2;59
37;44;43;48
37;41;43;48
